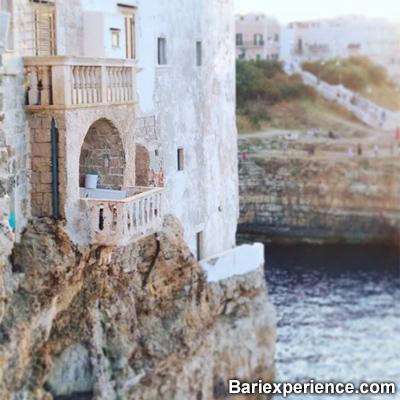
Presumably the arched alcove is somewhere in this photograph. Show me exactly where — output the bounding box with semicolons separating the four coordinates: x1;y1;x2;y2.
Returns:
135;144;150;186
79;119;125;189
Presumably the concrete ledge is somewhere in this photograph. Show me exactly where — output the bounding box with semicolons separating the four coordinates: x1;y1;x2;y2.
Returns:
200;243;264;282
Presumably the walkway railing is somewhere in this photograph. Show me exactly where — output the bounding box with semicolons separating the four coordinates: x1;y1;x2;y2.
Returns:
23;56;137;108
284;62;400;130
80;186;164;246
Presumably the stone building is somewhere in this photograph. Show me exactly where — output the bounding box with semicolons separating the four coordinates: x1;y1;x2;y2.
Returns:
0;0;238;259
235;13;281;61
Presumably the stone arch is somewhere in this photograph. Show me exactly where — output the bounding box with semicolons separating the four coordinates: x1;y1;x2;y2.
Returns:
135;144;150;186
79;118;125;189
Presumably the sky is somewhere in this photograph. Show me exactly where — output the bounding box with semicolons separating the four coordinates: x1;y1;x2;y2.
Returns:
234;0;400;24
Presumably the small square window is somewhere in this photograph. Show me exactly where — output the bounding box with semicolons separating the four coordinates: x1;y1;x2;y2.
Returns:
158;38;167;65
196;41;202;66
177;148;184;171
111;29;120;48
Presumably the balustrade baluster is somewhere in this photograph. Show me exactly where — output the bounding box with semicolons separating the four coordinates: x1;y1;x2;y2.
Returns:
81;67;88;104
71;66;77;104
118;67;124;101
76;66;83;104
91;67;98;103
133;202;137;228
111;68;116;102
149;196;153;221
86;67;92;104
114;68;120;101
106;67;111;102
28;66;39;105
39;66;52;106
123;68;129;101
138;200;143;226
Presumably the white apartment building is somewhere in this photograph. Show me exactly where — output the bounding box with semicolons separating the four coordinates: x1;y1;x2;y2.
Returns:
0;0;238;259
280;15;398;71
235;13;280;61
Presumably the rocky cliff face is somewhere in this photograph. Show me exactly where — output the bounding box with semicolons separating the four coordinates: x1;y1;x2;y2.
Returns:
238;157;400;244
0;215;275;400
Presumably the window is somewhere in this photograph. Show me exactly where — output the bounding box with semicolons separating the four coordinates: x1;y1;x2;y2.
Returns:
125;13;135;58
26;0;56;56
111;29;120;48
256;54;261;60
254;34;263;46
196;41;202;66
118;5;137;59
236;33;243;46
196;231;203;261
177;148;184;171
274;33;279;42
158;38;167;65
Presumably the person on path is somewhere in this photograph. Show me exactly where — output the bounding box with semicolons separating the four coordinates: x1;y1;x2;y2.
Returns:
242;151;248;161
373;144;379;157
395;127;400;140
348;147;353;159
357;144;362;156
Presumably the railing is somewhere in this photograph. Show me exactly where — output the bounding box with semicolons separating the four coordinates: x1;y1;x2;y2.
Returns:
284;62;400;131
23;56;137;107
80;187;164;246
236;41;265;47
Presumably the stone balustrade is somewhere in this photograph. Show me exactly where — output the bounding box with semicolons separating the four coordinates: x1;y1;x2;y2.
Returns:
80;187;164;246
23;56;137;108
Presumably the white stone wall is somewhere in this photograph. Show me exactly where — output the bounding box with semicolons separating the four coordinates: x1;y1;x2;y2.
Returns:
80;0;239;257
0;49;30;243
6;0;239;257
134;0;238;258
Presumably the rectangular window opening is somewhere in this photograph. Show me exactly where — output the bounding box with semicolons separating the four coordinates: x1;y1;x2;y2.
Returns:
254;33;263;46
196;231;203;261
196;41;202;66
177;148;184;171
236;33;243;46
125;14;135;58
158;37;167;65
111;29;120;48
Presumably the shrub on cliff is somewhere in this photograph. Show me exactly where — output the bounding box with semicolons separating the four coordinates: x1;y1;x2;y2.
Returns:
302;56;389;91
236;60;315;131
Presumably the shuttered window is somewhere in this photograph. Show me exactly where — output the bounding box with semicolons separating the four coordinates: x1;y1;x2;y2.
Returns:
34;9;56;56
24;0;56;56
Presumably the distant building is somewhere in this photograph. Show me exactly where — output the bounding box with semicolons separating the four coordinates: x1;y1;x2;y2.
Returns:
235;13;280;61
281;15;399;78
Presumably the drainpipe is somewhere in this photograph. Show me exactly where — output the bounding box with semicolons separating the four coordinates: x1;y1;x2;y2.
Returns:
51;118;59;220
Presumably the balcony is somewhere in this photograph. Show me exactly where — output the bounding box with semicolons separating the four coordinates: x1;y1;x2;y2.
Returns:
23;56;137;109
80;186;164;246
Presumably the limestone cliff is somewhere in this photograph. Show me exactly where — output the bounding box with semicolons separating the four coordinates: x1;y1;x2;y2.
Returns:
0;215;275;400
238;156;400;244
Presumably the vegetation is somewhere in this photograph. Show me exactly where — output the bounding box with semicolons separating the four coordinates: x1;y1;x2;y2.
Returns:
236;60;316;131
302;56;400;110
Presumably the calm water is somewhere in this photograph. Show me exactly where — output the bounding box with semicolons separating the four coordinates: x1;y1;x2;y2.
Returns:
265;244;400;400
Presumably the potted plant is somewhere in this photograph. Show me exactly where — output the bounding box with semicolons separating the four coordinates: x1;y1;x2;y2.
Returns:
85;170;98;189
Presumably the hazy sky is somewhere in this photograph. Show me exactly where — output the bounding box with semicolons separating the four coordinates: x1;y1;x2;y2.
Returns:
234;0;400;24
